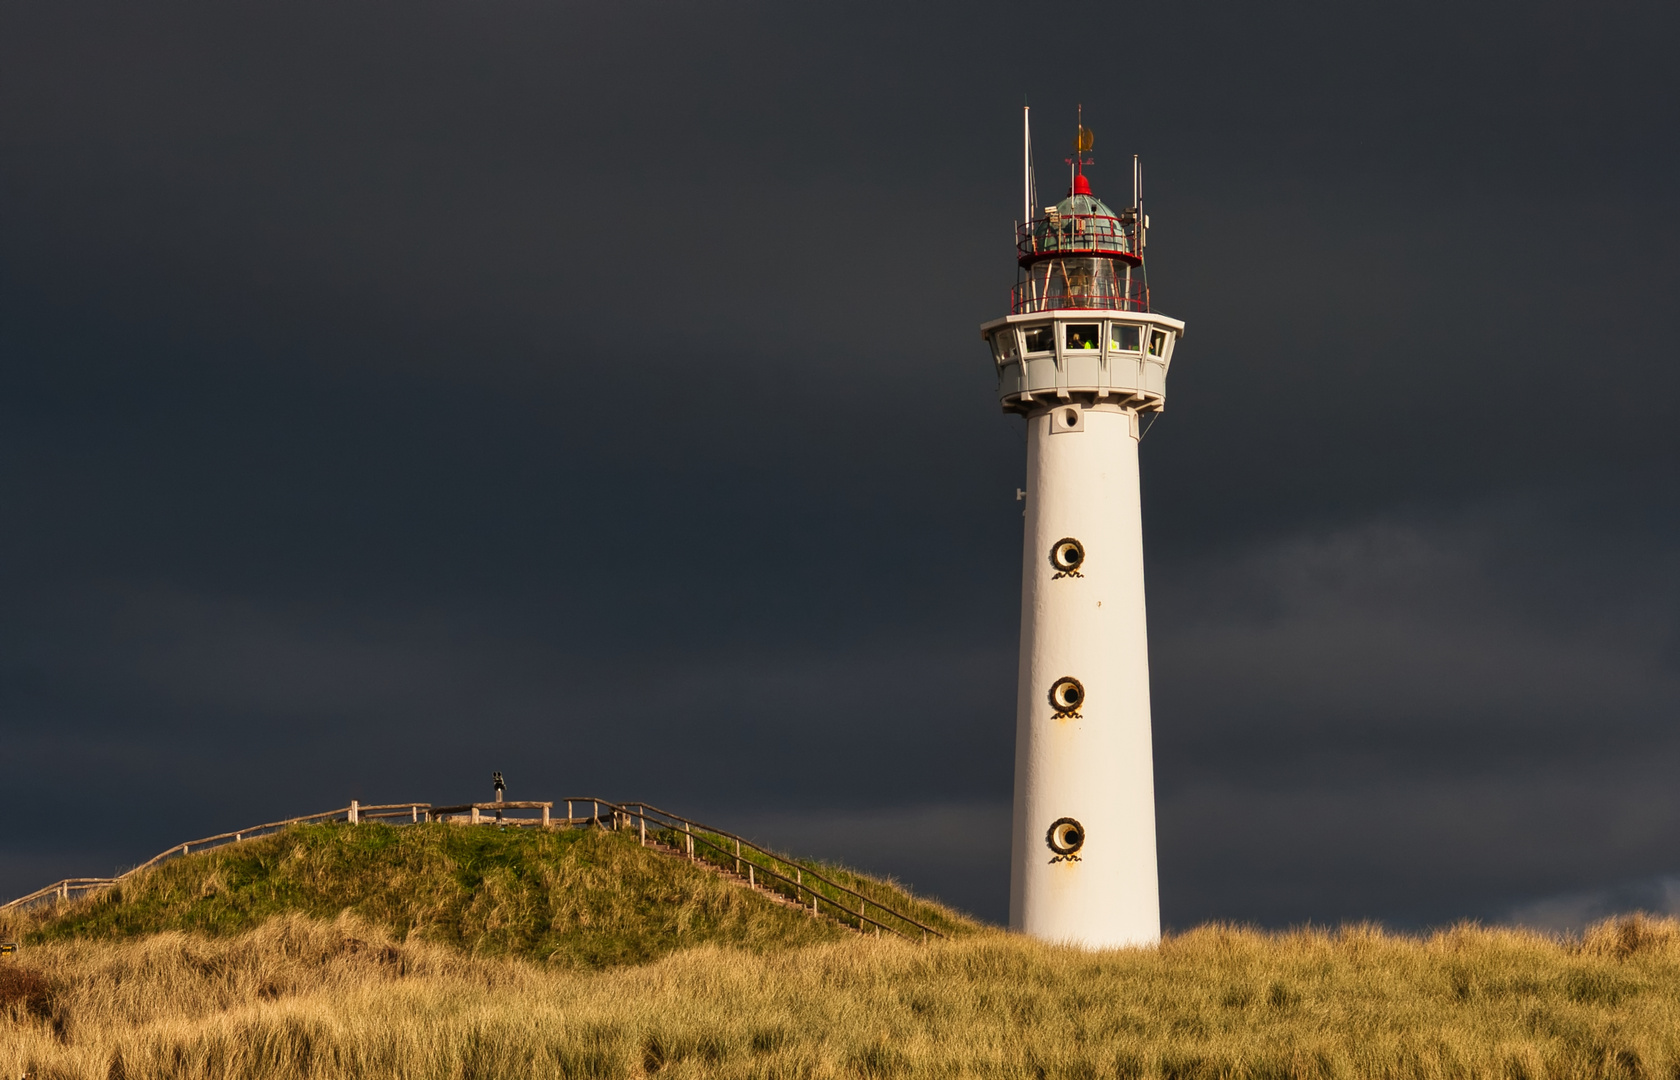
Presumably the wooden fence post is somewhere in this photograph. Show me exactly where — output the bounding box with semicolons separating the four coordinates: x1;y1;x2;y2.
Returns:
542;805;550;827
349;800;360;825
684;822;692;859
735;838;741;875
638;809;646;846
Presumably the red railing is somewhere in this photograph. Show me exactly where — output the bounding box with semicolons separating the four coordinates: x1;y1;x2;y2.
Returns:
1011;276;1149;315
1016;213;1138;265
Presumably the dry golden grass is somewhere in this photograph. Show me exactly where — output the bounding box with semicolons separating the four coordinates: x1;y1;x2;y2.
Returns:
5;911;1680;1079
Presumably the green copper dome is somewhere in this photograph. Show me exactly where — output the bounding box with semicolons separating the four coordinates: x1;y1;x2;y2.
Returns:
1017;181;1136;266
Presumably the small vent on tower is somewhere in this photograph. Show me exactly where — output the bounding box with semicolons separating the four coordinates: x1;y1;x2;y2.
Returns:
1049;537;1085;578
1046;817;1085;861
1049;677;1084;718
1049;406;1084;433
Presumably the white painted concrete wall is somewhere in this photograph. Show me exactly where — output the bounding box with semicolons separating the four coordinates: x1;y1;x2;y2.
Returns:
1008;401;1161;948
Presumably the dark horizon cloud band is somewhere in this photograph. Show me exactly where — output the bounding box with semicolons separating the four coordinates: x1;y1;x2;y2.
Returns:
3;0;1678;929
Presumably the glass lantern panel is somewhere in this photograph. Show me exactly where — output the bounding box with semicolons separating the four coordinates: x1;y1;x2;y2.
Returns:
1148;330;1169;356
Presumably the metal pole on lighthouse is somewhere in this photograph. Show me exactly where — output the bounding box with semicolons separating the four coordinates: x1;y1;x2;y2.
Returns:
980;110;1185;948
1022;103;1036;226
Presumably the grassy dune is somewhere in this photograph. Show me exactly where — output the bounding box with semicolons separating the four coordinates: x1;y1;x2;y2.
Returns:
12;820;986;966
5;912;1680;1078
5;824;1679;1078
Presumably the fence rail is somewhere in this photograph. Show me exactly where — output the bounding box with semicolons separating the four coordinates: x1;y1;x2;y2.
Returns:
0;802;430;912
615;801;943;943
0;797;943;943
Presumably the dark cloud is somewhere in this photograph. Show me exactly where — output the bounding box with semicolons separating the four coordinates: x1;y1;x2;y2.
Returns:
2;0;1678;928
1150;509;1680;927
1506;873;1680;934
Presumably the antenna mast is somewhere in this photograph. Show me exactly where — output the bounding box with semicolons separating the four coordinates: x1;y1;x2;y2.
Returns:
1133;154;1145;252
1023;103;1036;224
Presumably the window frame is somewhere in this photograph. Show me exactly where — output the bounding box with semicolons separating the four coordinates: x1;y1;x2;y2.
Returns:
1108;322;1142;353
1063;323;1102;353
1020;324;1056;355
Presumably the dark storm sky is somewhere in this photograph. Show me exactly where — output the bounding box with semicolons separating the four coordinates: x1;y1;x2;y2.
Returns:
4;1;1678;929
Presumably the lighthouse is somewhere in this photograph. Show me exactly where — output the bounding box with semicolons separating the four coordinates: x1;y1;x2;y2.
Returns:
980;109;1184;947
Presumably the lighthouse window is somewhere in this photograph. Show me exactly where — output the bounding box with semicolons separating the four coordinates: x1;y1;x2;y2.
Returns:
1065;324;1100;351
990;330;1020;361
1021;326;1055;354
1109;324;1140;352
1148;330;1168;356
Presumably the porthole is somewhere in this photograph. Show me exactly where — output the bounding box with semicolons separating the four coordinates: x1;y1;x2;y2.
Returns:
1050;406;1083;433
1049;537;1085;576
1049;677;1084;715
1046;817;1085;856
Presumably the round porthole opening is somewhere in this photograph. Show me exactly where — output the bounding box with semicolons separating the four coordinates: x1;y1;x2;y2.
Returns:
1059;408;1079;428
1049;677;1084;713
1049;537;1085;574
1046;817;1085;856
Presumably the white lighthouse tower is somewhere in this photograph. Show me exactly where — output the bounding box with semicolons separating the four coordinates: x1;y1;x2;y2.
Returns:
980;110;1184;948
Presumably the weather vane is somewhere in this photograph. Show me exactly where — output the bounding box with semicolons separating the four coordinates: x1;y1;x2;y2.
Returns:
1067;103;1095;176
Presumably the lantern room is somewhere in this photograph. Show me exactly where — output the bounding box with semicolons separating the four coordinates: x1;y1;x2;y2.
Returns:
1013;174;1146;314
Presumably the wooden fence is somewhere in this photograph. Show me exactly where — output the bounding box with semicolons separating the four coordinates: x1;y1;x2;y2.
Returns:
616;801;944;943
0;802;429;912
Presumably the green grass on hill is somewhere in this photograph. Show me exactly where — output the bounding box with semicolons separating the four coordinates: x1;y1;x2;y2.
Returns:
664;824;977;941
12;821;981;968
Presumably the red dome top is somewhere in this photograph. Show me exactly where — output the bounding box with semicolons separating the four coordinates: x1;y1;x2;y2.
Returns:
1072;174;1092;196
